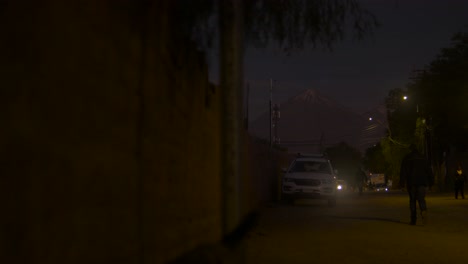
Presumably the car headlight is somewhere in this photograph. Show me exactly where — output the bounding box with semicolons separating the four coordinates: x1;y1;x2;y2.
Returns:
337;185;342;190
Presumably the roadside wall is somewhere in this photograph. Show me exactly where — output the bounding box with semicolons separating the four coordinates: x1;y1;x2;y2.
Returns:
0;1;286;264
245;137;293;205
0;1;222;264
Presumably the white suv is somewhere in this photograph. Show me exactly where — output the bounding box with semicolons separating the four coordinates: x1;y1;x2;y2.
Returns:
282;154;337;207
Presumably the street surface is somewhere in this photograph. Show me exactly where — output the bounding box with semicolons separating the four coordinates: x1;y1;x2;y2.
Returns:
244;190;468;264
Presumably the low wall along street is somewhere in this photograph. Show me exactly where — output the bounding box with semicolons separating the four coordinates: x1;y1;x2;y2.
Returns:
0;2;288;263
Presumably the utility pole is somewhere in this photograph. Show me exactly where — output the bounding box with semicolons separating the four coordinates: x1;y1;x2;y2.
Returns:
219;0;243;238
245;82;249;130
272;104;280;145
269;78;273;148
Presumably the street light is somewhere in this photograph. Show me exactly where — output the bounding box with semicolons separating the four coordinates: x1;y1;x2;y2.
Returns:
402;95;419;113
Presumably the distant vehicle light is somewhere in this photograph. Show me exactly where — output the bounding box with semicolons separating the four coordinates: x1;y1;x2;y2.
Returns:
376;186;389;192
337;185;342;190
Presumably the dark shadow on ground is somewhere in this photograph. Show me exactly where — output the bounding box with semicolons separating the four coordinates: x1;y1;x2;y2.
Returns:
275;199;329;208
328;215;405;224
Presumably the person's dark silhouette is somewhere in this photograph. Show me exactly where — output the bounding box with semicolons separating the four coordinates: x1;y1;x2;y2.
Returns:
399;144;434;225
454;163;466;199
354;167;367;195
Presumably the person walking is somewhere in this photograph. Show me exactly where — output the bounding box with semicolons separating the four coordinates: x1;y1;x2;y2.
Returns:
454;163;466;199
399;144;434;226
354;166;368;196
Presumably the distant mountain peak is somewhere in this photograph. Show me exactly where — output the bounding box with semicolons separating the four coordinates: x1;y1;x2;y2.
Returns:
291;88;335;106
249;87;383;153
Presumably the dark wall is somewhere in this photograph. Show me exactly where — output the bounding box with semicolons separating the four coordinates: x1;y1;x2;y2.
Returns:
0;1;222;263
0;1;288;263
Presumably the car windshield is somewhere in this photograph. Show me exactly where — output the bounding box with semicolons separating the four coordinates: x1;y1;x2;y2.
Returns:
289;160;331;174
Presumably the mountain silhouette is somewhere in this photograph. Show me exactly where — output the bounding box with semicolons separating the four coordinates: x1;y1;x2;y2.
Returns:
249;88;386;154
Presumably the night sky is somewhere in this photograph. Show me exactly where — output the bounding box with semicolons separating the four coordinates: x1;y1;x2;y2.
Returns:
210;0;468;120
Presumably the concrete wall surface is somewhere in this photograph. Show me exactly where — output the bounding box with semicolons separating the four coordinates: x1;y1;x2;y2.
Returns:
0;1;288;263
0;1;222;263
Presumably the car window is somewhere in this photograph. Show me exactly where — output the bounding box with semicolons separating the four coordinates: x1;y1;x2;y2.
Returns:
290;160;331;174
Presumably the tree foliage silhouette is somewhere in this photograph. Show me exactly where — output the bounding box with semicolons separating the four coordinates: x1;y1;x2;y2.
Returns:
163;0;379;52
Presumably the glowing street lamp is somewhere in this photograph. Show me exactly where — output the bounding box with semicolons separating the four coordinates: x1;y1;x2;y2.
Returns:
402;95;421;113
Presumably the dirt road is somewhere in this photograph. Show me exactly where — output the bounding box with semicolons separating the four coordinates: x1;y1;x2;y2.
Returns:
244;191;468;264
